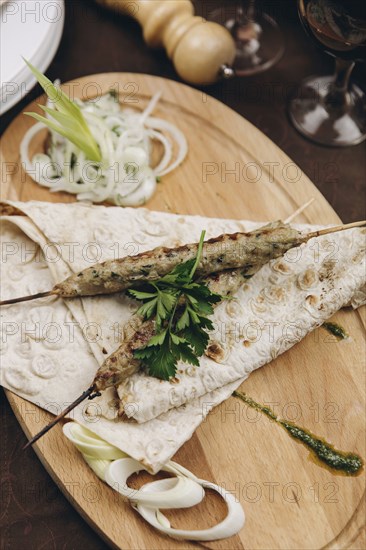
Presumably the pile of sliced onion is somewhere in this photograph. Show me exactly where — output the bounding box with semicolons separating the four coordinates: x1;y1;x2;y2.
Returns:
63;422;245;541
20;90;188;207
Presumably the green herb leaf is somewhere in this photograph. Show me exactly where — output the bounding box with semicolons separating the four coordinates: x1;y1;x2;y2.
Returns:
170;332;186;346
23;59;101;162
159;231;206;286
131;230;223;380
197;316;215;331
135;334;177;380
175;307;190;331
147;329;168;346
181;324;210;356
136;298;158;320
176;340;200;367
127;289;159;300
159;259;196;285
137;330;201;380
158;289;177;318
189;230;206;278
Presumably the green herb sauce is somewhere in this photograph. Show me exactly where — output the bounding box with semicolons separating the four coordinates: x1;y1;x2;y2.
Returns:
233;391;363;476
322;322;348;340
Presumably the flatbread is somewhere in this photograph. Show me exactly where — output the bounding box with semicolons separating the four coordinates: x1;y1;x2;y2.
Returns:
1;201;365;472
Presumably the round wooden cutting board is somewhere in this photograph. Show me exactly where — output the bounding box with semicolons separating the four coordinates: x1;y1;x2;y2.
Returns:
1;73;365;550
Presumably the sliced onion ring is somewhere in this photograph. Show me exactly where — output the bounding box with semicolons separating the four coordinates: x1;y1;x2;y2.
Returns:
63;422;245;541
82;455;111;482
105;458;204;509
135;477;245;541
63;422;127;460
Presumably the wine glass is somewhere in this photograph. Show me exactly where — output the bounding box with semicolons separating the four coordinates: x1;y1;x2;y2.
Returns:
208;0;285;76
289;0;366;146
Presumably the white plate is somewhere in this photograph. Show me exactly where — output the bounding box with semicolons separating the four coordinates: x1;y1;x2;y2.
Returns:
0;0;65;115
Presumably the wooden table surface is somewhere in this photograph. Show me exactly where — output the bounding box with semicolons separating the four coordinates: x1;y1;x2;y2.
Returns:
0;1;365;549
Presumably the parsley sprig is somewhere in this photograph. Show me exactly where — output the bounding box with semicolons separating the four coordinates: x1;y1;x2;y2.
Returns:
127;231;221;380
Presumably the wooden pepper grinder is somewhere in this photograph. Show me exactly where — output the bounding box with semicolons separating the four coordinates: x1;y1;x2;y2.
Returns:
95;0;236;85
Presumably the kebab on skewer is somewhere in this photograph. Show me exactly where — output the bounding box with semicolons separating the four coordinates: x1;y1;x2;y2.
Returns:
2;219;364;307
5;218;362;449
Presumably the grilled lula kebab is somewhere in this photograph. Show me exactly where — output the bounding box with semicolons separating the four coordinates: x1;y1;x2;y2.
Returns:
2;220;364;307
17;219;365;449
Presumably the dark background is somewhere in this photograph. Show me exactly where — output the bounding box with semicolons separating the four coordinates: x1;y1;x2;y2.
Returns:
1;1;365;548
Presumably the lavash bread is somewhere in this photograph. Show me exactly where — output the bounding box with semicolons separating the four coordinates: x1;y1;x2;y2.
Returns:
1;201;365;472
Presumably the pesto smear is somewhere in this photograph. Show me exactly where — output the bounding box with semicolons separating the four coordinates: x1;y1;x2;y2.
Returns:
233;391;363;476
322;322;348;340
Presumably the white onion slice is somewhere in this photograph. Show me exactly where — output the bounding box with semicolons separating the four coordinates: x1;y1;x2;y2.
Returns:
116;172;157;207
63;422;245;541
20;122;57;188
63;422;127;460
140;91;162;125
105;458;204;509
147;129;172;175
135;477;246;541
145;116;188;176
83;455;111;482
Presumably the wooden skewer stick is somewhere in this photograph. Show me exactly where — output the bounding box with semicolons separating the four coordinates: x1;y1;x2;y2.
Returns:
284;198;315;224
306;220;366;239
22;386;97;450
0;290;57;306
2;220;365;308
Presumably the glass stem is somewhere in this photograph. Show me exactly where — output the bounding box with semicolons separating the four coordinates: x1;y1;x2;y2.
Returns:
237;0;255;25
246;0;256;21
324;58;355;111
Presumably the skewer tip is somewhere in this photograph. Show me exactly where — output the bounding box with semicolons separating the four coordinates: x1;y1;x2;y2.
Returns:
284;198;315;224
22;386;95;450
0;290;56;307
